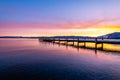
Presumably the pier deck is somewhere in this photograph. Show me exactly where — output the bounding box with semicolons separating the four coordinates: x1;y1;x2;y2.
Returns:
40;37;120;51
42;37;120;44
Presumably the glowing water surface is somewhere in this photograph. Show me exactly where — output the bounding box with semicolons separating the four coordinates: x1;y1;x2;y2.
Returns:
0;38;120;80
59;41;120;52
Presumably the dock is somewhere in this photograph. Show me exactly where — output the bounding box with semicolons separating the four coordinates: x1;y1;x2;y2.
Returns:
40;37;120;50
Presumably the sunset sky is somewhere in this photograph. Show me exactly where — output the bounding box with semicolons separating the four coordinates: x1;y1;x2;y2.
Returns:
0;0;120;37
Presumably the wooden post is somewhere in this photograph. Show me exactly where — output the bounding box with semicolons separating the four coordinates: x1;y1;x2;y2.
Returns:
59;37;60;44
101;37;103;50
66;37;68;45
84;38;86;47
58;42;60;47
73;37;74;46
47;37;49;42
52;38;55;45
47;37;48;41
77;37;79;47
95;38;97;49
54;38;56;43
52;38;54;43
101;43;103;50
44;37;45;41
46;37;47;41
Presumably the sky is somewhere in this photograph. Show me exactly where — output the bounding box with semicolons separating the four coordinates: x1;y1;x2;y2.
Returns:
0;0;120;37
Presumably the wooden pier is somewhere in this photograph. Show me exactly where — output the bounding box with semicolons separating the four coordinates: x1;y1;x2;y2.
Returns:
40;37;120;50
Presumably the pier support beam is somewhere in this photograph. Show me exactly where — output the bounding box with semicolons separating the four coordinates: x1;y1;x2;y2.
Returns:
95;38;98;49
77;37;79;47
101;38;104;50
42;37;120;52
66;37;68;46
73;37;74;46
59;37;60;44
84;38;86;47
101;43;103;50
52;38;55;43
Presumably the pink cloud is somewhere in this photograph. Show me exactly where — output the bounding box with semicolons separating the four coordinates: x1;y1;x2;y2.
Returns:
0;17;120;31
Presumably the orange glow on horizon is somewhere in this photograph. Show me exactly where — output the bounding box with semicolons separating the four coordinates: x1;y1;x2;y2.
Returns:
0;26;120;37
0;20;120;37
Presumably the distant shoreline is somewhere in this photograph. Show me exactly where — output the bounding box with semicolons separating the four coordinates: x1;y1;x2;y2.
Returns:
0;32;120;39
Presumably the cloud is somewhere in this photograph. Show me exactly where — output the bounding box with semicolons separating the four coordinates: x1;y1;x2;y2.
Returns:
0;17;120;31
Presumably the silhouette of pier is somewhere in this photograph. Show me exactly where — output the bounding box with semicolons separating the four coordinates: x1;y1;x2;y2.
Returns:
40;37;120;51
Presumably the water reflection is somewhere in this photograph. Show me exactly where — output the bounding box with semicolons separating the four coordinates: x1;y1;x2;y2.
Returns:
50;40;120;53
0;39;120;80
41;40;120;60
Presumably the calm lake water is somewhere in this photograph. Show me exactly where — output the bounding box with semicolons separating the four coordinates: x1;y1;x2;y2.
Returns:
0;38;120;80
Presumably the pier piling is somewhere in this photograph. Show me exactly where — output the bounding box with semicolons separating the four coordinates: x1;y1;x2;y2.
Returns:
41;36;120;51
